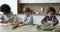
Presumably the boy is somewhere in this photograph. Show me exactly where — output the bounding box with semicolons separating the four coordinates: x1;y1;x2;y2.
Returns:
41;7;59;26
18;7;33;26
0;4;16;25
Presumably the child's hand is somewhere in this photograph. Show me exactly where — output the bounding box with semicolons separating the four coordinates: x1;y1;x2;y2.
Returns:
9;21;16;26
18;21;24;27
18;24;24;27
1;20;7;23
50;24;53;27
44;23;50;27
44;23;53;27
19;21;24;24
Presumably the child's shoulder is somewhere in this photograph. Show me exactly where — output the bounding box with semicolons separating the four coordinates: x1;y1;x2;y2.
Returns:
53;16;57;18
44;16;48;18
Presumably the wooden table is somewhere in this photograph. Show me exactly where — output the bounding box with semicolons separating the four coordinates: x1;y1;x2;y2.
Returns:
0;24;55;32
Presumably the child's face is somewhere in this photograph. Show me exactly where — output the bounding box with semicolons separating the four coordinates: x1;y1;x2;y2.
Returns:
24;12;30;16
48;12;54;17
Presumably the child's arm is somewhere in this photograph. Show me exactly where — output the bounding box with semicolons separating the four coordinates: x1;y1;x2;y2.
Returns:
41;16;47;24
53;16;59;26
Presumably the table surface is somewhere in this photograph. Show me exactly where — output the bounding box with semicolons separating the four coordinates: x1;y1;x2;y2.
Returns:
0;24;56;32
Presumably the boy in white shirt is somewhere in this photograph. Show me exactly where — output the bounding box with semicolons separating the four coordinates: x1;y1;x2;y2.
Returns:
18;7;33;26
0;4;16;25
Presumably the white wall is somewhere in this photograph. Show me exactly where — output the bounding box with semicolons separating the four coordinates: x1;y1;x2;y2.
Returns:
20;0;59;3
0;0;17;14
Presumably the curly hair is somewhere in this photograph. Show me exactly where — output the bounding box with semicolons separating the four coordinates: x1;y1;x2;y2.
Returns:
1;4;11;13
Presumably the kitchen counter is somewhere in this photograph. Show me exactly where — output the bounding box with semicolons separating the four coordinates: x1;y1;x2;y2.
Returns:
0;24;56;32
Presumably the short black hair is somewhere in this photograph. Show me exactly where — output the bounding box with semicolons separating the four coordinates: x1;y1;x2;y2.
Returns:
47;7;56;14
1;4;11;13
24;7;30;13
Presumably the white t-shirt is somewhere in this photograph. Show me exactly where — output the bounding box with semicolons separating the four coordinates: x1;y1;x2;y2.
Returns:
2;12;14;23
22;15;33;25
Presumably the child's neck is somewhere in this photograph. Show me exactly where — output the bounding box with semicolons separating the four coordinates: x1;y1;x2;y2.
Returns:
4;13;10;17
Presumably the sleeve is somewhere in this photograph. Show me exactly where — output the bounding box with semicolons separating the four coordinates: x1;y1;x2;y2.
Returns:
53;16;59;26
41;16;47;24
29;16;33;24
13;15;19;23
0;15;4;22
2;15;4;20
16;15;22;22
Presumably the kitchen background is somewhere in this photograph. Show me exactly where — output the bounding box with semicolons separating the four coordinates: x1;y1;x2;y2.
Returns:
18;0;60;15
18;3;60;15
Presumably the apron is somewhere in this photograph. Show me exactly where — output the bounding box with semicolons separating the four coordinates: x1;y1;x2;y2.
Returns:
47;18;54;25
